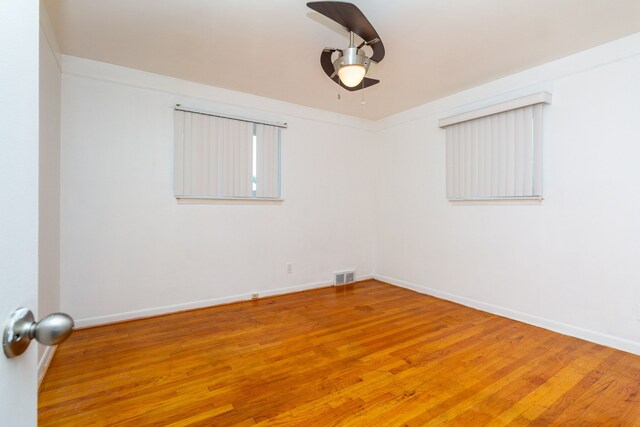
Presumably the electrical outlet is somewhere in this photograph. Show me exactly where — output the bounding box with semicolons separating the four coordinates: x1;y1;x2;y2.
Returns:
287;263;292;274
636;304;640;321
251;292;259;300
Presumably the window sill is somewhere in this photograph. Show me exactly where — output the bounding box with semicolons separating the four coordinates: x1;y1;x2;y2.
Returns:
176;196;283;205
449;197;543;205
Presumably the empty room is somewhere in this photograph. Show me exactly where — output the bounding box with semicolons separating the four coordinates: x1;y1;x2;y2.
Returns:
3;0;640;425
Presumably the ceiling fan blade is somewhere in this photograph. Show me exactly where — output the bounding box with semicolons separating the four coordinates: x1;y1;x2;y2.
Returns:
320;50;379;91
320;49;336;77
307;1;385;62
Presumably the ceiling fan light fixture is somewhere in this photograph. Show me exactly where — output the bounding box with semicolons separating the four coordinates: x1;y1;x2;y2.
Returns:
333;47;370;88
308;2;385;92
338;64;366;87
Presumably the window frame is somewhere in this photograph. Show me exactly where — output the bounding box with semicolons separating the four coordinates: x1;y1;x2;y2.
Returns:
439;92;551;203
173;106;285;202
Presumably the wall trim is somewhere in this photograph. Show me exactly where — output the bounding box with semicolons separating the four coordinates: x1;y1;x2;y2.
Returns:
375;274;640;356
75;275;373;328
38;346;56;389
374;32;640;131
65;273;640;354
57;32;640;133
61;55;376;132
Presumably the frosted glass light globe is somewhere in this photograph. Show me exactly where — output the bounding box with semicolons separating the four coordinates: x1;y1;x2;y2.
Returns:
338;64;366;87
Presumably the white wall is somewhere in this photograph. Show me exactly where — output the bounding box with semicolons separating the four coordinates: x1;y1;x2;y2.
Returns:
60;58;376;326
38;4;61;368
375;33;640;354
58;32;640;355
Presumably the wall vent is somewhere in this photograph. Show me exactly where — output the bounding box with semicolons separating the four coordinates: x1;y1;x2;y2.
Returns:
345;271;355;283
334;270;356;286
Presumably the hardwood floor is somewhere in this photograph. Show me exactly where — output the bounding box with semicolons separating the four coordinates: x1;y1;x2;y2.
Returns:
39;280;640;426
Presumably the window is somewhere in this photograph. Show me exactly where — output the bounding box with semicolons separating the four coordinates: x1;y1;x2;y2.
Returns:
439;92;551;201
174;108;282;200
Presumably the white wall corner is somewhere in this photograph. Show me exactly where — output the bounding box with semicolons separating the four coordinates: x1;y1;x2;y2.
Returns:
39;1;61;70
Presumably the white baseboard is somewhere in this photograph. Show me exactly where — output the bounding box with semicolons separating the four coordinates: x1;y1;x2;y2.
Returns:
75;274;373;328
375;274;640;356
38;345;56;389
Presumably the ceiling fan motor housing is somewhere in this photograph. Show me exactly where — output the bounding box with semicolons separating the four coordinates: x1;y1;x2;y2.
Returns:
333;47;371;73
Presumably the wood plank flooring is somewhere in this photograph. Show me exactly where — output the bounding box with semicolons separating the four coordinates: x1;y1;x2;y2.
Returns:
39;280;640;426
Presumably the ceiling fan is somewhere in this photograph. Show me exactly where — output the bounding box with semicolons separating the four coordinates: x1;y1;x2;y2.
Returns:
307;1;385;91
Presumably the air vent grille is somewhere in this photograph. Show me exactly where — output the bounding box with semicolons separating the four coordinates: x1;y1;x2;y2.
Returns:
334;270;356;285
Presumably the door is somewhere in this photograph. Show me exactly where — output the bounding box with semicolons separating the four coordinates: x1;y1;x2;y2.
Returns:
0;0;40;425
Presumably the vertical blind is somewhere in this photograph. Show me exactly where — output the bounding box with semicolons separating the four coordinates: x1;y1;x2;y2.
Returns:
174;109;281;199
255;124;280;198
441;100;546;200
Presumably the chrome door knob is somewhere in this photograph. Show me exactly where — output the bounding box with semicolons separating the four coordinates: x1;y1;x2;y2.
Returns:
3;308;74;358
33;313;74;346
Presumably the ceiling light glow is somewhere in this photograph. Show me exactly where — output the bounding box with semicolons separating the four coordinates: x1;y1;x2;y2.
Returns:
338;65;366;87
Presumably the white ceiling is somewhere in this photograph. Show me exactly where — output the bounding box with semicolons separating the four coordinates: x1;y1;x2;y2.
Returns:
44;0;640;120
